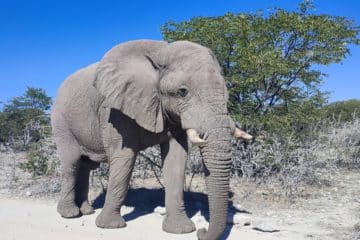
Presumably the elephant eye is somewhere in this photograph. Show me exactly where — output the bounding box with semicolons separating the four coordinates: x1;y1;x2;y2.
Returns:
177;87;188;97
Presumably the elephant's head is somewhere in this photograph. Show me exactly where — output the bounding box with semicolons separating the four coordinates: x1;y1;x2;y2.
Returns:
94;40;251;240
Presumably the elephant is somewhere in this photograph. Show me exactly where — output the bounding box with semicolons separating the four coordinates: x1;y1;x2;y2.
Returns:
51;39;252;240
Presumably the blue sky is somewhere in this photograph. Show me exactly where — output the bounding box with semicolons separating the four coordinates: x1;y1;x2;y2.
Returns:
0;0;359;104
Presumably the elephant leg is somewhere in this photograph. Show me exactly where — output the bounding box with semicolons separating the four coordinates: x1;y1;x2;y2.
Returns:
75;156;99;215
56;137;82;218
95;148;136;228
161;132;196;234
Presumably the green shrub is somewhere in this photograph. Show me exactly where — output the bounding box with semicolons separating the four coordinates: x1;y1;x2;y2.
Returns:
19;139;58;177
321;99;360;122
234;99;323;140
0;87;52;146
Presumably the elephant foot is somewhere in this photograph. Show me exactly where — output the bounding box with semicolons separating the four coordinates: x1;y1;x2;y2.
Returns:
79;201;95;215
162;214;196;234
57;201;80;218
95;210;126;229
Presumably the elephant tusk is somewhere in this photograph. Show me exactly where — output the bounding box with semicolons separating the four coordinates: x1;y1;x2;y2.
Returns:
186;129;206;146
234;128;253;140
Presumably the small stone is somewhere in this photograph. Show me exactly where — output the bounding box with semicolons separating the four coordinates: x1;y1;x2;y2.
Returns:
230;204;251;214
26;191;32;197
153;206;166;215
266;211;274;216
121;206;135;215
191;213;208;229
191;212;207;224
233;203;244;211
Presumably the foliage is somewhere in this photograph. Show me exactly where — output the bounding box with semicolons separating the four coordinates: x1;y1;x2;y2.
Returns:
321;99;360;122
161;0;359;134
19;143;48;176
0;87;52;145
241;97;323;138
19;138;58;177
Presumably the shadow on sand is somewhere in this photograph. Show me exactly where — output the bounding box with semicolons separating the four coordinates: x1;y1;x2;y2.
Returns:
92;188;241;240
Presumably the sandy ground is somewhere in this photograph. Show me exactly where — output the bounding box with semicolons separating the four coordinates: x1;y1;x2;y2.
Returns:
0;197;292;240
0;182;358;240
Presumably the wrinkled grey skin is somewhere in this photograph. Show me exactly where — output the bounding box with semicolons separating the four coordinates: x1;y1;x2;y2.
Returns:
52;40;234;240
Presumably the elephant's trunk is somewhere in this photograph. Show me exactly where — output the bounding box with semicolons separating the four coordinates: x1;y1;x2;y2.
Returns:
197;116;232;240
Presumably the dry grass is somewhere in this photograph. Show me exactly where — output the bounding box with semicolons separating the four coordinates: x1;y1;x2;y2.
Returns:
229;117;360;197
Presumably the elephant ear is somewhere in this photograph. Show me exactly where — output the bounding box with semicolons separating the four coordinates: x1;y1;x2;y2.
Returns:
94;54;164;133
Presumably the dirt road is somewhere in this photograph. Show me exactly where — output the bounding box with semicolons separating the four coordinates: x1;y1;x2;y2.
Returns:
0;197;302;240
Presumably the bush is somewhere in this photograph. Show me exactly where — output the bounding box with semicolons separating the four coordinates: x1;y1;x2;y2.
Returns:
230;117;360;195
234;98;324;140
19;138;59;177
321;99;360;122
0;87;52;146
319;117;360;168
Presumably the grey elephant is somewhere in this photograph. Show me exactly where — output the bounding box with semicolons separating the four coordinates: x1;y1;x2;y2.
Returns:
51;40;252;240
